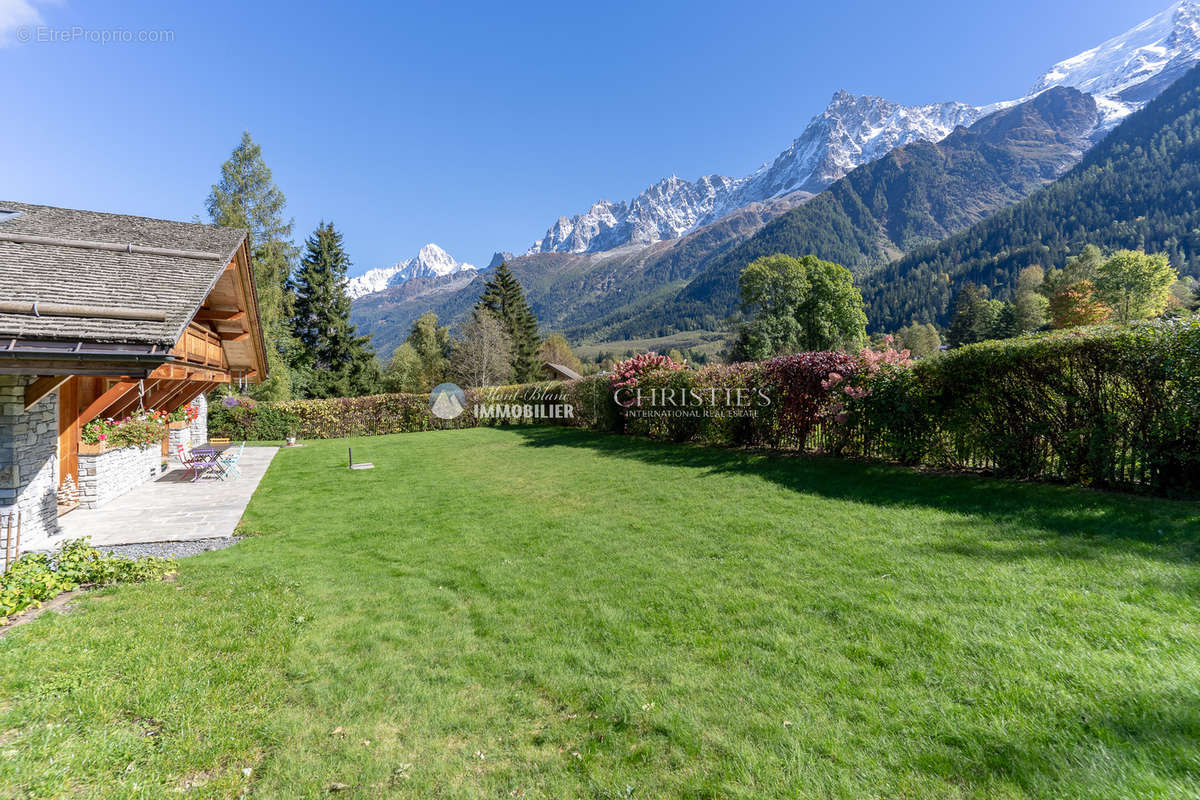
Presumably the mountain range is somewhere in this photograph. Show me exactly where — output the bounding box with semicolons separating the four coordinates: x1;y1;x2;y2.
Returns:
350;1;1200;354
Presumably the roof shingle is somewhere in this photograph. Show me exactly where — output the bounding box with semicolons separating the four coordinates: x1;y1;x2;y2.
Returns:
0;201;247;346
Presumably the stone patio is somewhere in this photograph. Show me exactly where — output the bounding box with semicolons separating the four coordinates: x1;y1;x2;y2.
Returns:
50;447;278;546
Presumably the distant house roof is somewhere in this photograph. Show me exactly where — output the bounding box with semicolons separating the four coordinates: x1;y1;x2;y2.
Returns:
543;361;582;380
0;201;248;347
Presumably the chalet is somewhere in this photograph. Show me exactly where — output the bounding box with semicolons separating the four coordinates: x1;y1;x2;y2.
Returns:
542;361;582;381
0;201;267;555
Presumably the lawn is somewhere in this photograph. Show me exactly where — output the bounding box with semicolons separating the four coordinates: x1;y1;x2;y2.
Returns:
1;427;1198;799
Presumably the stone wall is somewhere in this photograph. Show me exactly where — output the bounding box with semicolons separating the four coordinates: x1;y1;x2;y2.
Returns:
166;394;209;466
190;394;208;444
0;375;60;553
168;423;193;464
77;444;166;509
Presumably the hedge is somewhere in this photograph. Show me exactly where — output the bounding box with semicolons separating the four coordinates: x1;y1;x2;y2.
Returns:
210;320;1200;497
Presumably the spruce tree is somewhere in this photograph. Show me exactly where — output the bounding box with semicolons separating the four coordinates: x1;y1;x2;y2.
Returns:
290;222;379;398
206;131;299;400
475;263;541;382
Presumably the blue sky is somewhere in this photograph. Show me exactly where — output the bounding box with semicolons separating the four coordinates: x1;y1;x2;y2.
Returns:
1;0;1172;276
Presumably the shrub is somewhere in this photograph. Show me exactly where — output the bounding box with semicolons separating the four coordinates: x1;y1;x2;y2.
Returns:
0;539;175;622
893;321;1200;492
760;351;859;447
563;374;622;433
208;321;1200;496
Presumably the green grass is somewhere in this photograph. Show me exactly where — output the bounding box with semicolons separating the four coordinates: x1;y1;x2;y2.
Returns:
574;330;729;361
1;427;1198;798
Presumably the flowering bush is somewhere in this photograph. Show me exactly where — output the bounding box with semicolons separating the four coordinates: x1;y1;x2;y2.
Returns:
609;352;687;391
80;411;167;449
822;339;915;427
167;403;200;424
761;351;860;446
81;417;116;446
221;395;256;410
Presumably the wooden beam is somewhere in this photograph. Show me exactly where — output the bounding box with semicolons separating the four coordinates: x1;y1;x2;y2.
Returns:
171;382;216;411
24;375;70;410
108;379;164;420
218;332;250;342
77;380;138;424
195;308;245;323
143;380;188;411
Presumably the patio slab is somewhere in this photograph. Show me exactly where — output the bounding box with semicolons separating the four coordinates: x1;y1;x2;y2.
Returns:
51;447;279;546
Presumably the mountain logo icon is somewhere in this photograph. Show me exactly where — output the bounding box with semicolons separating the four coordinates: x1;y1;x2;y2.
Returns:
430;383;467;419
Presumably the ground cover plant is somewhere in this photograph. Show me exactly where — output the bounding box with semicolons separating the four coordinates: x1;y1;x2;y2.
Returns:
0;428;1196;798
0;539;175;623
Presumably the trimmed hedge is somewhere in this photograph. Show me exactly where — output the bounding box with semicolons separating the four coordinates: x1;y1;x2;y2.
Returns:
210;382;588;441
211;320;1200;497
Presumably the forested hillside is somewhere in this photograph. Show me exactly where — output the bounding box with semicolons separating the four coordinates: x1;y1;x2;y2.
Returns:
861;63;1200;331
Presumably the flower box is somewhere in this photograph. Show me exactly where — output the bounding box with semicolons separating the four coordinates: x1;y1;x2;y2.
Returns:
167;420;188;429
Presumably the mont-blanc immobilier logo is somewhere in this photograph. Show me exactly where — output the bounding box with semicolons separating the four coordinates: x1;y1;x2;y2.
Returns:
429;383;467;419
428;383;574;420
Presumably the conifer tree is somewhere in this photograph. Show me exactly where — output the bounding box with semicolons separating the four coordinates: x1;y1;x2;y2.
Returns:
290;222;379;398
206;132;299;400
475;263;541;382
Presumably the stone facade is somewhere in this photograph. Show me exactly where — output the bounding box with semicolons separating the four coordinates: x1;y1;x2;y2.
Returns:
190;394;208;445
77;444;166;509
167;394;209;465
0;375;61;552
0;380;213;554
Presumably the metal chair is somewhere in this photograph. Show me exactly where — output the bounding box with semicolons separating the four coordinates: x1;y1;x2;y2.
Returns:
216;442;246;481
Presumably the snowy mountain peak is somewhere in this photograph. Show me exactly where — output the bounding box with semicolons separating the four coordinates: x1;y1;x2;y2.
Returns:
345;244;475;300
739;91;982;201
412;243;462;277
1031;0;1200;124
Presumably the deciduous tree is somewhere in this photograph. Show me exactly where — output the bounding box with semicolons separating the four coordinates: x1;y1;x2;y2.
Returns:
381;343;425;394
1094;249;1178;322
537;334;584;376
1049;280;1111;328
733;254;867;360
452;311;513;388
407;312;451;390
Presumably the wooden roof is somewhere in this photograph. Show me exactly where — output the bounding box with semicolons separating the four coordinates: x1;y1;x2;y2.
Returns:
0;201;267;381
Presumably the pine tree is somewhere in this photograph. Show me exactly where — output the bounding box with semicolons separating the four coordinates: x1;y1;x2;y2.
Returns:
475;263;541;382
946;284;987;347
206;131;299;400
290;222;379;398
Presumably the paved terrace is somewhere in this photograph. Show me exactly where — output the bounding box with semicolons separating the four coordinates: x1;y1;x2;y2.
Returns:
52;447;278;546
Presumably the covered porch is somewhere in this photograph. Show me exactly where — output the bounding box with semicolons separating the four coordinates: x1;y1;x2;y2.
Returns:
52;445;279;547
0;201;269;554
